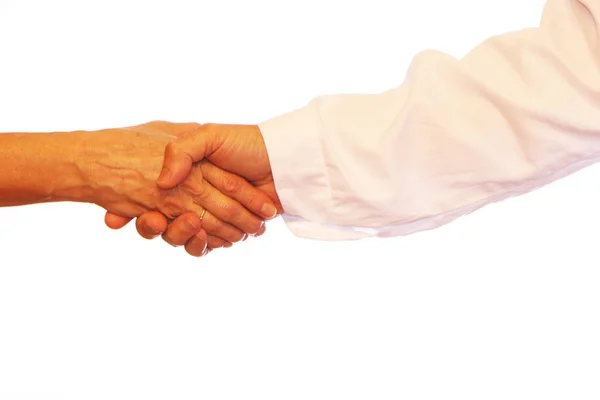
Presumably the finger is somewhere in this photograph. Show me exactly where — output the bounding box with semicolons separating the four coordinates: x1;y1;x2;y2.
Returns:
201;162;279;221
104;212;133;230
184;230;208;257
202;211;247;244
189;173;265;235
157;125;218;190
252;221;267;237
136;211;169;239
206;235;230;249
161;212;203;247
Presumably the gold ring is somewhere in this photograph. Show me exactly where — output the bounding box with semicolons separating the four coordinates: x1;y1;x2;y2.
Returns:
199;209;206;222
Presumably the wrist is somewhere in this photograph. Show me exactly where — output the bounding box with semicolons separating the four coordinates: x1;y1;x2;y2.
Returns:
44;131;97;204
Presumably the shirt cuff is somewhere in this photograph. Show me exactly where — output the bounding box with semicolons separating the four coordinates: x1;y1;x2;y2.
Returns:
259;101;343;237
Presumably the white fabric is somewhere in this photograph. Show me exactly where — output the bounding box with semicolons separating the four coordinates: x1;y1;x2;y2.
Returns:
259;0;600;240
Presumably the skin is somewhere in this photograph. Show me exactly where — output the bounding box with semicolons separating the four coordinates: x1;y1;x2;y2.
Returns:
105;123;283;257
0;121;277;254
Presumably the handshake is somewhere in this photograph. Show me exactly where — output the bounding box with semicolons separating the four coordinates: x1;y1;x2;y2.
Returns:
83;121;283;257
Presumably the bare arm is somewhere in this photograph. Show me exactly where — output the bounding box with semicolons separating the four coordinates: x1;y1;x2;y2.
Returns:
0;131;94;207
0;122;276;254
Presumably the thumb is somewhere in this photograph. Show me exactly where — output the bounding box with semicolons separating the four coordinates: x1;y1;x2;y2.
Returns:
156;127;211;189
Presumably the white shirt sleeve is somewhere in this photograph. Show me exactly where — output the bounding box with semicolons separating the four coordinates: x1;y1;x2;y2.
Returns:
258;0;600;241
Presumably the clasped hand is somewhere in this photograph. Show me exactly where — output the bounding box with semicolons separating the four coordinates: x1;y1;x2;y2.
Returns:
98;121;281;257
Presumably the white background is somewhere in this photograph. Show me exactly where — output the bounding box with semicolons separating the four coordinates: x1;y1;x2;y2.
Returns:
1;0;599;399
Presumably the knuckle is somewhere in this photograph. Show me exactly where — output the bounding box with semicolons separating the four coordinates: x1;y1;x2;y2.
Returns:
148;120;163;128
204;216;223;235
187;182;210;202
202;123;216;134
243;196;256;210
158;194;188;219
217;201;241;220
222;174;242;194
164;141;179;157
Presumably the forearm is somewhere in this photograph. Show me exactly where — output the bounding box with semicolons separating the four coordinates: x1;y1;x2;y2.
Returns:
0;131;95;207
259;0;600;240
0;127;168;218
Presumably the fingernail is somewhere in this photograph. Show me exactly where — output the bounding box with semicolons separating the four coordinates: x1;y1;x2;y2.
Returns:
251;221;265;237
157;168;171;184
260;203;277;219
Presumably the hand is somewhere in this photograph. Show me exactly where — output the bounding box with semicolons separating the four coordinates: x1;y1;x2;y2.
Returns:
105;159;270;255
158;123;281;207
123;123;283;256
106;201;268;257
90;121;276;254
